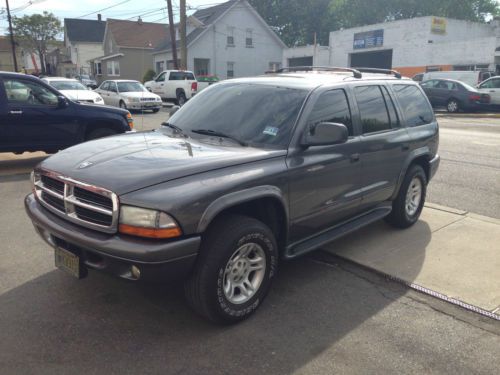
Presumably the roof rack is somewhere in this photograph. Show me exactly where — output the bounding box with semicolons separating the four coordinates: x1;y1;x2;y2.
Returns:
271;66;363;79
354;68;402;79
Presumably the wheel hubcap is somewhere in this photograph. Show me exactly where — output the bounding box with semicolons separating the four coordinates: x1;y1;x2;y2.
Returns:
223;242;266;305
405;177;422;216
448;101;458;112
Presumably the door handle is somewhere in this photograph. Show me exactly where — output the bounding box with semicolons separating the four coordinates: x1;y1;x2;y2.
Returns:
350;153;360;162
9;110;23;115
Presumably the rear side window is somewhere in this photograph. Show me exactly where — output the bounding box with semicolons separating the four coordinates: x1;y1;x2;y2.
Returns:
169;72;184;81
308;89;353;136
393;84;434;127
185;72;195;80
354;86;392;134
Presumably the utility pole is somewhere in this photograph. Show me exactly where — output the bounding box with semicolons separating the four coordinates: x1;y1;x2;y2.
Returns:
179;0;187;70
5;0;18;72
166;0;178;69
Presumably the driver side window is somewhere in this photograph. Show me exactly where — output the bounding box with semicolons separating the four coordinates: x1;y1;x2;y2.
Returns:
4;79;58;106
308;89;353;136
156;73;166;82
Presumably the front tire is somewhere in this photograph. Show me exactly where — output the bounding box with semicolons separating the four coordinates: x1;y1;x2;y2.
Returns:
184;215;278;324
386;164;427;228
119;101;127;109
447;99;459;113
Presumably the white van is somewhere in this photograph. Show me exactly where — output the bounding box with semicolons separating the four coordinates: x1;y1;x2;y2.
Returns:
422;71;495;86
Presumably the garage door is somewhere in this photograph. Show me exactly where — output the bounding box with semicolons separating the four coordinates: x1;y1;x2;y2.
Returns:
350;50;393;69
288;57;313;67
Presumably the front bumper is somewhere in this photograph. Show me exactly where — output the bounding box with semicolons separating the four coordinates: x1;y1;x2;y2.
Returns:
25;194;199;282
127;102;162;110
429;154;440;180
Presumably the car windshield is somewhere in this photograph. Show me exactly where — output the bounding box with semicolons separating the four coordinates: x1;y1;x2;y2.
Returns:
168;83;308;149
117;82;147;92
51;81;88;91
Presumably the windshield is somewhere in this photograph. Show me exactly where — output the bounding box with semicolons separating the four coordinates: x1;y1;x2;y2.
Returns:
168;83;308;149
51;81;88;91
117;81;147;93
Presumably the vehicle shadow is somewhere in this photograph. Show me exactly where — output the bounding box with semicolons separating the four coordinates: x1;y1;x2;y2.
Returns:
0;220;432;374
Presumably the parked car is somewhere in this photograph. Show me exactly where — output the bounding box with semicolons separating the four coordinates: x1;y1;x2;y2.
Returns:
144;70;197;105
422;70;495;87
42;77;104;105
0;71;134;154
95;80;162;113
412;73;424;82
477;76;500;106
420;78;490;112
25;67;439;323
75;74;98;89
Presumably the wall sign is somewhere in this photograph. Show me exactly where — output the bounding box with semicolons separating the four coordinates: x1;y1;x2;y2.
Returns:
353;29;384;49
431;17;447;34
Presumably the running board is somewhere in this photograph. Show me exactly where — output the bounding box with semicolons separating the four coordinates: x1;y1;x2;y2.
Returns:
285;206;392;259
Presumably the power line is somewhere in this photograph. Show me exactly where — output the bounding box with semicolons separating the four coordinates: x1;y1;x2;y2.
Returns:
76;0;132;19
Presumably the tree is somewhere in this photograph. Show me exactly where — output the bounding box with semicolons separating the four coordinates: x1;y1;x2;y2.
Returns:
13;12;61;74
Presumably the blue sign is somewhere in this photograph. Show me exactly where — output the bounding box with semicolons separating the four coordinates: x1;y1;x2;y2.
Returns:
353;29;384;49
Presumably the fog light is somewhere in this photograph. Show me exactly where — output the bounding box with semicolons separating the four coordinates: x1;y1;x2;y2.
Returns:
131;265;141;280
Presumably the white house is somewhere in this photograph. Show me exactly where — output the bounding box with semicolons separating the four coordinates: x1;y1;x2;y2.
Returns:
282;44;330;68
64;16;106;75
152;0;286;79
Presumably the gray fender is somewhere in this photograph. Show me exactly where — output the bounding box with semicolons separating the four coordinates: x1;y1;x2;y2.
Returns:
196;185;288;233
391;147;431;200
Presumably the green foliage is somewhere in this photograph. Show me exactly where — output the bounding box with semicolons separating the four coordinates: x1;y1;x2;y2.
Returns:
249;0;499;46
143;69;157;83
13;11;61;74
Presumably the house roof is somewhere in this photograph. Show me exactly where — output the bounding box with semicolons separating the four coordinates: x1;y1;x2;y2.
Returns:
106;19;168;48
65;18;106;43
154;0;237;53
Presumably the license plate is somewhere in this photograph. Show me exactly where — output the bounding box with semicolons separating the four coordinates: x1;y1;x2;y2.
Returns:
55;247;81;278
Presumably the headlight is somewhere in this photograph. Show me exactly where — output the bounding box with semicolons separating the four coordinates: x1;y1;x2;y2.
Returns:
95;96;103;102
118;205;182;239
127;97;140;103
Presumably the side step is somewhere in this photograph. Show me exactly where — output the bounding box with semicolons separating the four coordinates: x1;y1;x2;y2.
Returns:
285;206;392;259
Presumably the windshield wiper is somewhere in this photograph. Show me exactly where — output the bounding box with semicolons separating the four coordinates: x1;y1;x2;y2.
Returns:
161;122;188;138
191;129;247;146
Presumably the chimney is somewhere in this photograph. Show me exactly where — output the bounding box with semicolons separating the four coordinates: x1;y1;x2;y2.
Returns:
138;16;143;25
97;14;102;21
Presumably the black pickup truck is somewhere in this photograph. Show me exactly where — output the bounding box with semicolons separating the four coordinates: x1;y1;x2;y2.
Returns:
0;72;134;154
25;67;439;323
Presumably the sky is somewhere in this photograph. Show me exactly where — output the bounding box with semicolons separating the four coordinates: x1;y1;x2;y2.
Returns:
0;0;221;35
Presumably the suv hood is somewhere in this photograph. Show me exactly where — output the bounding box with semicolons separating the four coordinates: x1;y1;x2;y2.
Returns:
38;130;285;195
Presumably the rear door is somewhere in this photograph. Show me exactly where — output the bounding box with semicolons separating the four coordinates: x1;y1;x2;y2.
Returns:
352;84;411;210
433;80;457;106
478;77;500;105
0;76;80;150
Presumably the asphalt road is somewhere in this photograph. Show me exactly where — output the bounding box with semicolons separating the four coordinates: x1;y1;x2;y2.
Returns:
0;110;499;374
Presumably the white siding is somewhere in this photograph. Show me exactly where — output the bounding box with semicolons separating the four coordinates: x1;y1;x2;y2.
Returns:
67;41;104;74
282;45;330;67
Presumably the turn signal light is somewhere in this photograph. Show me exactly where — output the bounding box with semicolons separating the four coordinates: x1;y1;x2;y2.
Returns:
126;112;134;129
119;224;182;239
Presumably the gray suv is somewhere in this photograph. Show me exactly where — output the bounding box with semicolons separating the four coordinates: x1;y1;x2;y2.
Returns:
25;67;440;323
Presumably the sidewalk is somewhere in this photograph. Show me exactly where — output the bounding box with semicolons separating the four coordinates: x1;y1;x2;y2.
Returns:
322;204;500;319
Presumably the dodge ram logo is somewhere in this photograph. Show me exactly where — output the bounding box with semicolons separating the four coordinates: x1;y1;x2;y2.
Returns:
78;161;93;169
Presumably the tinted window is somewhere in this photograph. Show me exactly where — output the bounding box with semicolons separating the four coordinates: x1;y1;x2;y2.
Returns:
169;72;184;81
354;86;391;134
393;84;434;127
308;89;353;136
4;79;58;106
435;80;457;90
381;86;399;127
168;83;308;149
185;72;195;80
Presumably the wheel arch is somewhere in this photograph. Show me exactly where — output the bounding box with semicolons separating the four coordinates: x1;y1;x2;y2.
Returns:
84;121;121;140
391;149;431;200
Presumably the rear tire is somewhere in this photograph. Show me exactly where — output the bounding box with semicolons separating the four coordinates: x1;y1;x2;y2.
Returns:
152;108;160;113
87;128;117;141
447;99;459;113
386;164;427;228
176;92;186;106
184;215;278;324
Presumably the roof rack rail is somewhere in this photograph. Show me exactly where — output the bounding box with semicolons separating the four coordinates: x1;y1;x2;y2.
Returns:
271;66;363;79
354;68;402;79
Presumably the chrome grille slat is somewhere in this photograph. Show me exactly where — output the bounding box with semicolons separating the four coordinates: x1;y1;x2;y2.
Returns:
33;171;119;233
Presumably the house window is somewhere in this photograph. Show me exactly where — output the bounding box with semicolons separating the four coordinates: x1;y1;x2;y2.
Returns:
227;62;234;78
94;62;102;75
107;61;120;76
194;58;210;76
227;27;235;46
246;29;253;47
269;62;281;72
156;61;165;73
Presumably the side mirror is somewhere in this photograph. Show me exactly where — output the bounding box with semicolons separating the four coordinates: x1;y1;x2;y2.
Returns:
57;95;69;108
301;122;348;147
169;105;180;116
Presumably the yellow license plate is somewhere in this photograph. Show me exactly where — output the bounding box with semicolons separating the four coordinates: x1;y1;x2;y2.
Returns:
55;247;80;278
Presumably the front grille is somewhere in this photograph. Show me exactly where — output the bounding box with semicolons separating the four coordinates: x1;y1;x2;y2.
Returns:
140;97;156;102
34;170;119;233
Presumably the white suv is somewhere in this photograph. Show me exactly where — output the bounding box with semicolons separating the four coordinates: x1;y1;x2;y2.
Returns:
145;70;198;105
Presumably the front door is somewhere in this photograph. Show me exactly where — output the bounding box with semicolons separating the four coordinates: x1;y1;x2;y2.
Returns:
152;72;166;97
352;84;411;209
0;77;79;151
287;89;363;243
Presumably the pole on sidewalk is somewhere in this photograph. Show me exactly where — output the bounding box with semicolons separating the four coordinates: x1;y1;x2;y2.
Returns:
166;0;178;69
179;0;187;70
5;0;19;72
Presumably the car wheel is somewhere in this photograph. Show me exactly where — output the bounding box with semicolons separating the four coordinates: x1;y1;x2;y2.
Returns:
447;99;459;113
184;214;278;324
385;164;427;229
87;128;117;141
176;92;186;106
119;101;127;109
152;108;160;113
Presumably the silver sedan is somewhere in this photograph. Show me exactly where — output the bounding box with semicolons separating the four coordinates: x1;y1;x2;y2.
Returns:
95;80;162;112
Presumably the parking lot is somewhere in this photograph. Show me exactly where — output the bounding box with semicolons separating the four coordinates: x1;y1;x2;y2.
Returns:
1;109;499;374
